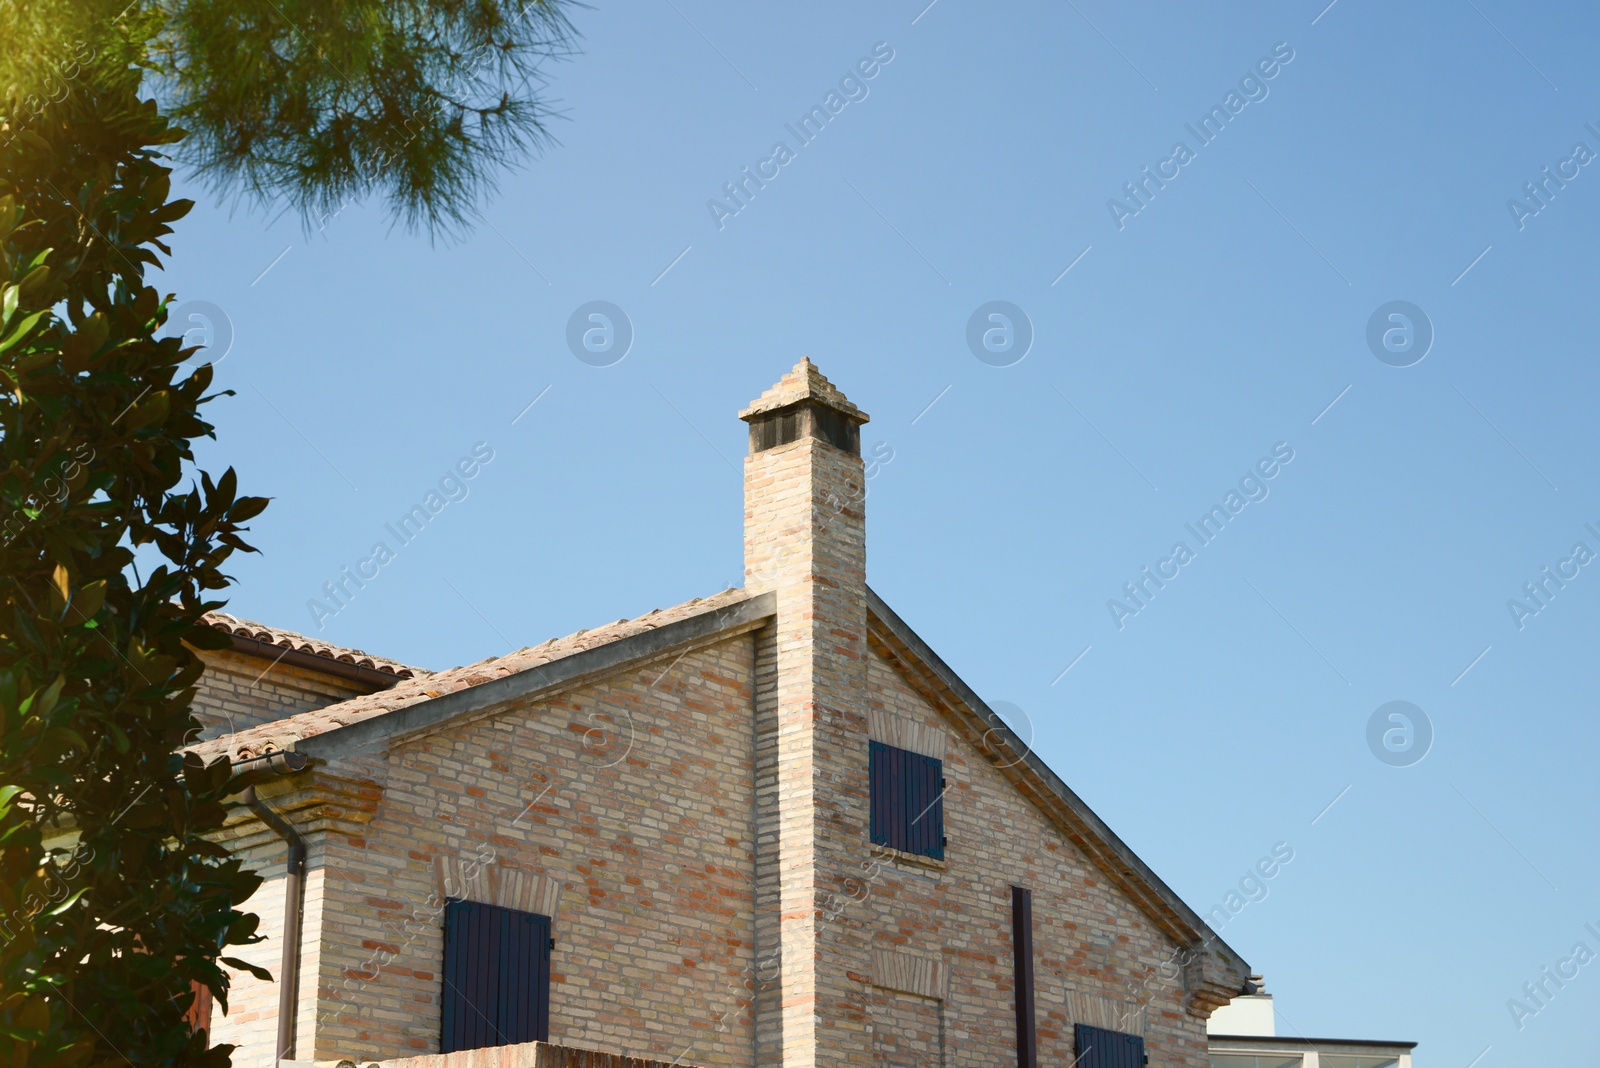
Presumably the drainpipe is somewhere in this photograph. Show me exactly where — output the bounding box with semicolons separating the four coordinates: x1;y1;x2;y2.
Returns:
235;752;309;1064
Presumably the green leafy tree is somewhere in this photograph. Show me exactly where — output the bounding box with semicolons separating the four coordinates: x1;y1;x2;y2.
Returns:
0;1;574;1063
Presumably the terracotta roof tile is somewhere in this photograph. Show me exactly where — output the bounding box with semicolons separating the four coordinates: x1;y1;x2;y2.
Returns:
201;612;423;678
191;588;751;763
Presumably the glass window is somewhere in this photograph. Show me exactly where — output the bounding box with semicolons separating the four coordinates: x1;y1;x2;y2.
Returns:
1321;1058;1399;1068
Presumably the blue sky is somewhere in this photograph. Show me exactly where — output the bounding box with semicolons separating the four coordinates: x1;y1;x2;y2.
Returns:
156;1;1600;1062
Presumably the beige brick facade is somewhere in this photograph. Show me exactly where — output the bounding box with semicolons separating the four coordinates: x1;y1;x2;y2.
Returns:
857;647;1202;1065
200;360;1247;1067
301;637;762;1063
192;648;373;740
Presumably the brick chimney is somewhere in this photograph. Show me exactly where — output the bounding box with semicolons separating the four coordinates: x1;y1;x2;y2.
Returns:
740;359;872;1067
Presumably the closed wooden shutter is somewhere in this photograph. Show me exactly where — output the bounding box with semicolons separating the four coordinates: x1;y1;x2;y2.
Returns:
1074;1023;1147;1068
869;741;944;860
869;740;895;849
440;898;551;1052
906;748;943;859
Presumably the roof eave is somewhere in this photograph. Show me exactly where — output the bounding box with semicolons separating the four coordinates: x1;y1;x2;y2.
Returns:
1210;1036;1419;1051
292;591;778;762
212;630;413;690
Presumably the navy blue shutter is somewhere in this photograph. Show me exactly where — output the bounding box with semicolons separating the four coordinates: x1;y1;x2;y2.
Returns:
440;899;551;1052
904;746;920;853
868;741;945;859
521;908;551;1043
869;741;891;848
1074;1023;1146;1068
890;745;905;849
901;746;916;852
473;900;489;1047
908;750;943;860
441;899;462;1047
515;911;533;1044
445;899;467;1048
471;902;490;1046
496;907;513;1041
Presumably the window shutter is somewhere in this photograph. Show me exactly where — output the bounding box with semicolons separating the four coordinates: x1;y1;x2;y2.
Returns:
1073;1023;1147;1068
870;740;892;849
907;749;944;860
441;898;551;1052
869;740;945;860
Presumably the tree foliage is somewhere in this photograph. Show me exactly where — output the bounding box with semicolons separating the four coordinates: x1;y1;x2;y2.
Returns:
157;0;577;235
0;1;574;1061
0;54;272;1067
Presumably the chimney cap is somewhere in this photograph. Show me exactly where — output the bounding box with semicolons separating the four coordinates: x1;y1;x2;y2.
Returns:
739;357;869;425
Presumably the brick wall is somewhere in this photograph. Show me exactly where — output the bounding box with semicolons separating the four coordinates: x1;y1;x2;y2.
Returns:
302;635;760;1064
208;837;326;1066
867;989;939;1068
206;844;282;1060
192;648;372;741
856;647;1208;1068
235;633;1208;1068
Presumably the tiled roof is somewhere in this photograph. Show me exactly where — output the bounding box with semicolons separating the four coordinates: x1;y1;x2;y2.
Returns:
738;357;869;423
191;588;752;763
202;612;423;678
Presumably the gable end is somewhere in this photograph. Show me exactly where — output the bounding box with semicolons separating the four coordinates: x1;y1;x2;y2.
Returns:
864;585;1249;1016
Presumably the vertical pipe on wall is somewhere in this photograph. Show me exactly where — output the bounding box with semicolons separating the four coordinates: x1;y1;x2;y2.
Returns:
243;786;306;1064
1011;884;1037;1068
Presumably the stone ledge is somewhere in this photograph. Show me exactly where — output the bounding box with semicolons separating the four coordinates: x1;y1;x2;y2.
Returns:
872;843;947;874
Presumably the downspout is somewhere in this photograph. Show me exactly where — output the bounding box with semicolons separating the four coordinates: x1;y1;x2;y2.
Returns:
234;751;309;1064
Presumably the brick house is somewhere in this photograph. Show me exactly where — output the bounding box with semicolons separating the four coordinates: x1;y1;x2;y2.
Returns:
189;359;1252;1067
